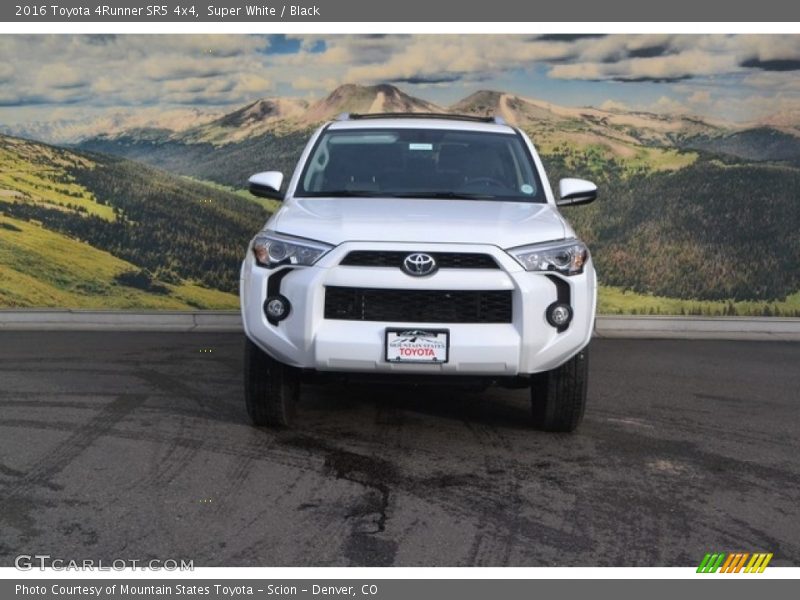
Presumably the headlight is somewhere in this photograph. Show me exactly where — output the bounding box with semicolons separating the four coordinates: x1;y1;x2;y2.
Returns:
506;239;589;275
251;231;333;268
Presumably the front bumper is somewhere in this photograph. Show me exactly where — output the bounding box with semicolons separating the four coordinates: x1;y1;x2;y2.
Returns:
241;241;596;375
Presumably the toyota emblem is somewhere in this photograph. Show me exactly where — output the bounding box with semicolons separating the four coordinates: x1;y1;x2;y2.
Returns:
402;253;438;276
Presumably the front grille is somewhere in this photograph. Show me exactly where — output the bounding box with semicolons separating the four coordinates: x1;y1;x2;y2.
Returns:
340;251;498;269
324;286;512;323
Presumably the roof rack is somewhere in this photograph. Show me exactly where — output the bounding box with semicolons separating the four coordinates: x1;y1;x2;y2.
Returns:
336;112;507;125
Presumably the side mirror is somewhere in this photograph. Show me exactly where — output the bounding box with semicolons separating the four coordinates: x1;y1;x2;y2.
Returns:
557;178;597;207
248;171;284;200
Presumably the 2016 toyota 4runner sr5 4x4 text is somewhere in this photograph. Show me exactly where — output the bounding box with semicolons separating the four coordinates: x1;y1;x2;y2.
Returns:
240;113;597;432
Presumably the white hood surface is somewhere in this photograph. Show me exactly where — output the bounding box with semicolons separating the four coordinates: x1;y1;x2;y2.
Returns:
270;197;567;248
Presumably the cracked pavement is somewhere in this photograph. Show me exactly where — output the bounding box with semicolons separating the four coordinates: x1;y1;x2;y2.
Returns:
0;332;798;566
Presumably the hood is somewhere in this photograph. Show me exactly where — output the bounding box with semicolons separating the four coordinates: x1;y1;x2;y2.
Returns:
269;197;567;248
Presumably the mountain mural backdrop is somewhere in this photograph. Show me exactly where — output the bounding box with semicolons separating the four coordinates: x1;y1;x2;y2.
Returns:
1;83;799;315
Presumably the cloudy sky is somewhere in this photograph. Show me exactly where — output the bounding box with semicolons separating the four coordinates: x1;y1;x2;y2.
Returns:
2;34;800;128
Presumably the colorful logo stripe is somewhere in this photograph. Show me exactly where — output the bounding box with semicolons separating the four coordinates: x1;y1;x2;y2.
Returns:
697;552;772;573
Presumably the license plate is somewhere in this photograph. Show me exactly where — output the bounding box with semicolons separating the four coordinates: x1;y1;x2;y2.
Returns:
385;329;449;364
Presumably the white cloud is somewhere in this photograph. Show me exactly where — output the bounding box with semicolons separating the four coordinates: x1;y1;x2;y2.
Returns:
292;75;340;92
1;34;800;129
0;63;14;84
340;36;575;84
550;50;740;81
742;70;800;93
35;64;90;90
651;96;690;114
707;94;800;124
0;35;271;110
599;99;631;112
687;90;712;105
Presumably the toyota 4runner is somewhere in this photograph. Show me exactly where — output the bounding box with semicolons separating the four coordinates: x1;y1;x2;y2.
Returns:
241;113;597;432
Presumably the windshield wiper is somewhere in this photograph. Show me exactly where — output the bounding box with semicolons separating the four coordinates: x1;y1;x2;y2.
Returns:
302;190;498;200
384;191;497;200
305;190;383;197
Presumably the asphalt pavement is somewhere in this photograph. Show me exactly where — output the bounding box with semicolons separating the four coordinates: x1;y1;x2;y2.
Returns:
0;332;798;567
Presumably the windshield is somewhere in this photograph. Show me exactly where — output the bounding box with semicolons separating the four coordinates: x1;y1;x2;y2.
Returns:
296;127;545;202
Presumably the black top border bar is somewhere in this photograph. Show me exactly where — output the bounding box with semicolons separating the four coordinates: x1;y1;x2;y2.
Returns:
3;1;800;23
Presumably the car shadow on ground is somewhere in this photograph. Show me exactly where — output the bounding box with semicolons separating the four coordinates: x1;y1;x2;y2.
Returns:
297;381;535;431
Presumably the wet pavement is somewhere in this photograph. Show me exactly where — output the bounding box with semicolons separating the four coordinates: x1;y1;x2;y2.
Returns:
0;332;798;567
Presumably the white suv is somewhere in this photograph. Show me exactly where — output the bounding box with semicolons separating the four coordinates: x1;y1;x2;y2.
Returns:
240;114;597;432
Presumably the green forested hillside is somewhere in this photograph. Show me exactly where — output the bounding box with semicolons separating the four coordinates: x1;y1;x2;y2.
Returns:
683;127;800;164
0;134;269;308
76;129;800;313
556;157;800;302
0;214;235;309
79;131;310;189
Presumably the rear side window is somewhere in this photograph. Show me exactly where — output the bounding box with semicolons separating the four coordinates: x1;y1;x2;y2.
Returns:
297;127;545;202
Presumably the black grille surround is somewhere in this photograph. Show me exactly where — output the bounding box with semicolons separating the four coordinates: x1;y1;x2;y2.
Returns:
340;251;499;270
324;286;512;323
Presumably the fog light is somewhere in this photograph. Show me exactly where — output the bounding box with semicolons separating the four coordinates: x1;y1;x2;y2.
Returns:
264;295;290;323
546;302;573;329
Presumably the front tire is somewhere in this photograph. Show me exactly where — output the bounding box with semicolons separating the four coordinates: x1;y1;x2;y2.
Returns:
244;338;299;428
530;345;589;432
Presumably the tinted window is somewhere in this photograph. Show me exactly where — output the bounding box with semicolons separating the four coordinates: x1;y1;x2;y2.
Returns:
297;128;544;202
